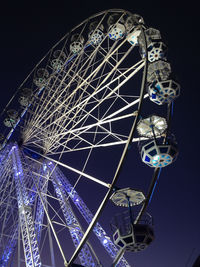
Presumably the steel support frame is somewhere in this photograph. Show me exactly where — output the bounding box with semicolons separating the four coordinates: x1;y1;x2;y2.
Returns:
34;164;49;245
52;173;97;267
50;163;130;267
11;145;42;267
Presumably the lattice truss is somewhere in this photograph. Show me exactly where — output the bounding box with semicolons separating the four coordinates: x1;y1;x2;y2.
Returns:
0;10;152;267
19;11;146;157
0;143;130;266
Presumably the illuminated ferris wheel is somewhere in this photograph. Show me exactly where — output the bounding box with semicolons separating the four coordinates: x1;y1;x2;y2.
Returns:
0;9;180;267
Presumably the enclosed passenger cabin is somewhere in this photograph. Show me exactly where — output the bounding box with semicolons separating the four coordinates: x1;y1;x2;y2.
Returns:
125;14;144;33
18;88;33;107
33;68;49;88
125;14;144;46
70;34;84;54
141;140;178;167
148;79;180;105
146;42;167;62
147;60;171;83
107;13;126;40
50;50;66;71
126;26;141;46
88;21;104;45
111;209;154;253
4;109;19;128
139;27;161;47
113;223;154;252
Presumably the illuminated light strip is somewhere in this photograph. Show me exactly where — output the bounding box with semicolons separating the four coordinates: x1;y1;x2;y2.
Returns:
148;168;162;204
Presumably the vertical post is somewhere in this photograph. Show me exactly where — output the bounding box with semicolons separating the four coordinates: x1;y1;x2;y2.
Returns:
0;147;19;266
34;163;48;245
11;144;42;267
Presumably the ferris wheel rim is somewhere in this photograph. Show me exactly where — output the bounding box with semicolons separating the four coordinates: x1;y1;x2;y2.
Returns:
0;9;133;120
67;24;149;264
0;7;179;266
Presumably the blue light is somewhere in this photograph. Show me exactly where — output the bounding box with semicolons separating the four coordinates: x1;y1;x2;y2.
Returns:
149;168;162;204
145;155;150;162
152;94;156;99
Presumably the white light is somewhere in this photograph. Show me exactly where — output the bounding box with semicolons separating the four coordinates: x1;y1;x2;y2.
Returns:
153;155;160;162
103;238;108;244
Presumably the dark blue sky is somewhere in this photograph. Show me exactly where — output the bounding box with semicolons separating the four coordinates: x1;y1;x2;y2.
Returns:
0;1;199;266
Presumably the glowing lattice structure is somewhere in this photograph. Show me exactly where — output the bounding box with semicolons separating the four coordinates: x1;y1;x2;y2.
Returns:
0;143;130;267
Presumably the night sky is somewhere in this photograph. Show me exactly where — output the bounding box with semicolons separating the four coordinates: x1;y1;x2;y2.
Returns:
0;1;199;266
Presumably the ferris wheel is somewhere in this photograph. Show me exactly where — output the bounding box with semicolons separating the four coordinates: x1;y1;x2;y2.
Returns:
0;9;180;267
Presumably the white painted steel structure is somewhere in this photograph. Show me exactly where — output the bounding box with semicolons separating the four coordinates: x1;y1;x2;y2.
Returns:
0;8;179;267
